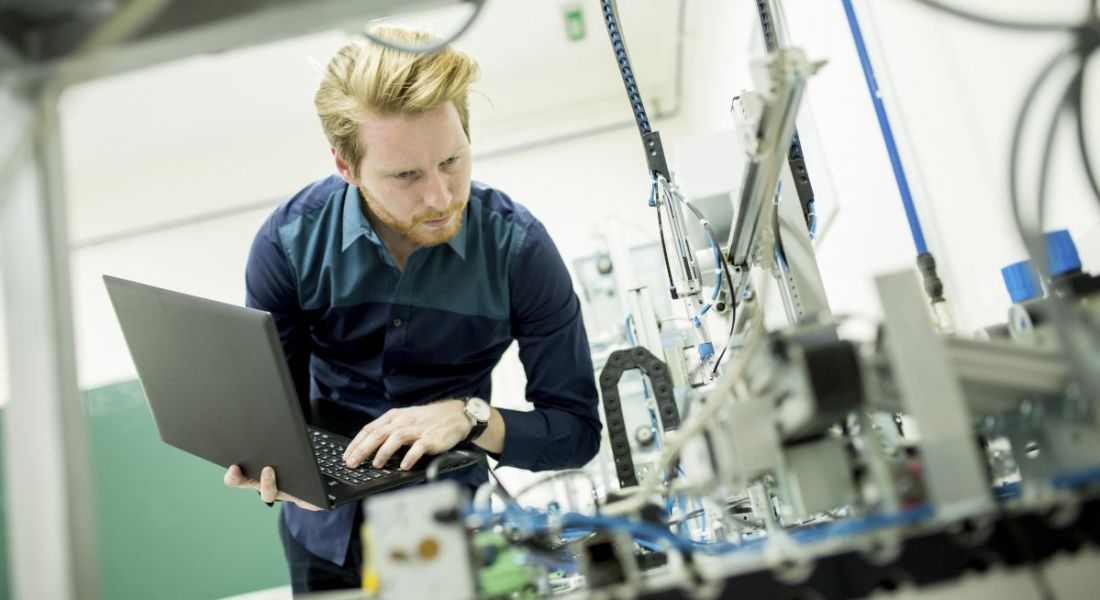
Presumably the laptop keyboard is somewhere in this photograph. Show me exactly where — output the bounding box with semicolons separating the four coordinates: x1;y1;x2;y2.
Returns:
309;428;406;486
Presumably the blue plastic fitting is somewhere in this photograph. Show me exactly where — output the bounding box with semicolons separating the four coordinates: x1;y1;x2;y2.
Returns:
1044;229;1082;277
1001;261;1042;303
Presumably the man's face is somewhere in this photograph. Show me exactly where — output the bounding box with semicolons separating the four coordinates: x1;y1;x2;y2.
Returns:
337;102;472;247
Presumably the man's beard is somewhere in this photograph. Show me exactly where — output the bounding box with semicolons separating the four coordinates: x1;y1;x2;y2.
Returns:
360;185;468;247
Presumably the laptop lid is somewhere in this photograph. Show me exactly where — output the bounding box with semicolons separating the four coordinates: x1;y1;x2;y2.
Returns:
103;275;330;508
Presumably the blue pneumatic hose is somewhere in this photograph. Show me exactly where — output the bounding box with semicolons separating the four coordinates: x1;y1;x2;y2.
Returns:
840;0;929;255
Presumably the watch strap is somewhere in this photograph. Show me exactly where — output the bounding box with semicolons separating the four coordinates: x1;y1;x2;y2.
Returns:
462;397;489;444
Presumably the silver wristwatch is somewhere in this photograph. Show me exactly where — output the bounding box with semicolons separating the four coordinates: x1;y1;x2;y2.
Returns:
462;396;491;443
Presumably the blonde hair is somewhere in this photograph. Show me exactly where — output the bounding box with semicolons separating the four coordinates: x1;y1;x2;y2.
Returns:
315;26;480;177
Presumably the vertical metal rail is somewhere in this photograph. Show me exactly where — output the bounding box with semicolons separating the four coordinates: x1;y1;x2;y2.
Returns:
1;86;100;599
755;0;817;231
877;271;992;520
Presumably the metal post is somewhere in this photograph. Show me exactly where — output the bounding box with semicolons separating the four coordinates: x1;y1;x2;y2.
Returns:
1;84;100;600
876;271;991;520
773;167;832;325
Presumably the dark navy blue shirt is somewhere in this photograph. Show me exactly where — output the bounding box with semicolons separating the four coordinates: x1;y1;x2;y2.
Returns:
245;175;601;564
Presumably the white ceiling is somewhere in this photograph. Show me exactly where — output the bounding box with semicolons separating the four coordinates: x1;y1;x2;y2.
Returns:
59;0;681;243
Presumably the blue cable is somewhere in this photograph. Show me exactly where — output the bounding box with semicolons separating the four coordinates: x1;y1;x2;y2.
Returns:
1051;464;1100;490
807;200;818;240
840;0;929;255
786;504;934;545
992;464;1100;502
775;245;790;273
468;503;934;556
635;539;664;553
697;498;707;541
677;494;690;537
995;481;1022;501
772;180;791;273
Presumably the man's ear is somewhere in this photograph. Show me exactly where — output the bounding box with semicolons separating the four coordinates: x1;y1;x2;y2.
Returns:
332;148;358;186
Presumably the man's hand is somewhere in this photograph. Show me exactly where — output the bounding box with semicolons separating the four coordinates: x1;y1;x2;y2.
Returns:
343;400;472;471
223;465;324;511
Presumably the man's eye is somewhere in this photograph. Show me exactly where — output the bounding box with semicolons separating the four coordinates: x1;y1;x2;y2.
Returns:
394;171;419;180
441;156;459;167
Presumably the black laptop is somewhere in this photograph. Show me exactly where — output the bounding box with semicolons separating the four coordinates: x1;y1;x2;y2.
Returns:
103;275;480;509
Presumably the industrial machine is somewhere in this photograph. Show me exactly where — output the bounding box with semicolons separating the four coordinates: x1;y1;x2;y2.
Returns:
362;1;1100;599
5;0;1097;598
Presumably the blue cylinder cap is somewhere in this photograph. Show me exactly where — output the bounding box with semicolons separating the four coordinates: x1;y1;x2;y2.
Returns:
1044;230;1082;276
697;342;715;360
1001;261;1042;303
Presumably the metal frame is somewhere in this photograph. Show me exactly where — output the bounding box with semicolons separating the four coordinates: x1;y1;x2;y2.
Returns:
725;48;822;294
772;165;831;324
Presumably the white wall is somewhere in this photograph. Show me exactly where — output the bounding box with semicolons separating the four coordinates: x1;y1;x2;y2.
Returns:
786;0;1100;330
54;0;736;394
2;0;1098;407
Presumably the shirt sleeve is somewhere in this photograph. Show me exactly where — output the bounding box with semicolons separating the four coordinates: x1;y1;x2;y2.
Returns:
496;219;602;471
245;219;314;420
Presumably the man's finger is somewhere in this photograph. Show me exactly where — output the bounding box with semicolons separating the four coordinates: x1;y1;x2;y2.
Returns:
400;439;429;471
224;464;257;488
344;410;395;461
373;428;414;469
344;426;373;461
346;427;390;468
259;466;278;504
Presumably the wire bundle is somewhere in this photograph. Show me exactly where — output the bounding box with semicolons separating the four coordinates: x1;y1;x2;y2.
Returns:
906;0;1100;396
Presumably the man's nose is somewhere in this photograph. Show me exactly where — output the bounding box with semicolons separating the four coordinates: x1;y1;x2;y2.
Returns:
422;171;452;212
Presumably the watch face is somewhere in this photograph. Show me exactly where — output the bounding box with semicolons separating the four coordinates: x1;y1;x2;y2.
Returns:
467;397;491;421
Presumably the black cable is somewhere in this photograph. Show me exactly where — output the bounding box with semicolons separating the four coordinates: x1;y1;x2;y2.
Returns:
1072;45;1100;206
1004;519;1059;600
1037;72;1084;231
1007;47;1078;268
675;200;739;377
882;0;1100;412
668;508;707;526
907;0;1078;32
654;190;678;299
362;0;487;54
486;463;518;503
709;251;739;378
996;13;1100;402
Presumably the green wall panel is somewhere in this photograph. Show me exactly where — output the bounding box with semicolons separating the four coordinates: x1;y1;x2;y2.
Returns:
1;380;289;599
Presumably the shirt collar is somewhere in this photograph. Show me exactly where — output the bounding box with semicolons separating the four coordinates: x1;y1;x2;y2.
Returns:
340;182;468;260
446;202;469;260
341;184;381;252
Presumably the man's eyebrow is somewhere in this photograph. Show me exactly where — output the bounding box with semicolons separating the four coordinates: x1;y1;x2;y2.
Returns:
442;145;466;159
380;146;466;174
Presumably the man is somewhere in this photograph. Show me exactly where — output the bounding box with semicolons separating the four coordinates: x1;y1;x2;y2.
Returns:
222;26;602;593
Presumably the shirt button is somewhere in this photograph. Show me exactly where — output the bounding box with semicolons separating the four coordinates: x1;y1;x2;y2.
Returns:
387;367;397;375
392;318;403;327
